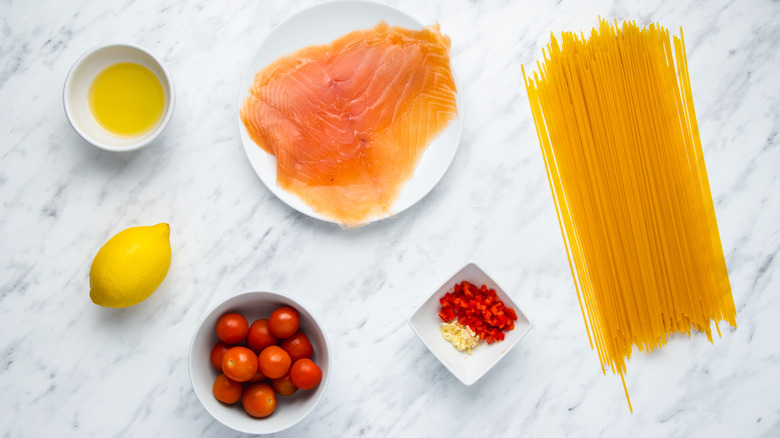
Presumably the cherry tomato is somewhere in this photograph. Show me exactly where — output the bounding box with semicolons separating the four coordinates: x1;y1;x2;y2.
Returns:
280;331;313;362
258;345;291;379
289;358;322;390
268;306;299;339
213;373;243;404
270;373;298;396
221;346;258;382
247;368;266;383
246;319;278;354
210;342;231;372
216;313;249;344
242;382;276;418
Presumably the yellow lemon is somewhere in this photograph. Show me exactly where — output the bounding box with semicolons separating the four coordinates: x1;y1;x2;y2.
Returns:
89;223;172;308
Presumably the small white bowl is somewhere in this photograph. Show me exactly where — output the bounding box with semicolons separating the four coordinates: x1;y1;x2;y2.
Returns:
63;43;174;151
188;291;331;434
408;263;533;386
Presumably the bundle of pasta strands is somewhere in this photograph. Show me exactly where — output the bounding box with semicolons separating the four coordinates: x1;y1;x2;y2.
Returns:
523;19;736;411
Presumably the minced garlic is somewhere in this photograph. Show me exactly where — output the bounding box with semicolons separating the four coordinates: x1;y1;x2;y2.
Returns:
440;321;480;354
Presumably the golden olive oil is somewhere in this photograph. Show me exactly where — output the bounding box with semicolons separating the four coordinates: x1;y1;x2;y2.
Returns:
88;62;165;136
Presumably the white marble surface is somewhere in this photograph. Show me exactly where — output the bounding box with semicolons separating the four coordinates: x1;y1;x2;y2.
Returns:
1;0;779;436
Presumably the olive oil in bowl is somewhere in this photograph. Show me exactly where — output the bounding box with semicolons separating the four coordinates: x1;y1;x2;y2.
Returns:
88;62;165;137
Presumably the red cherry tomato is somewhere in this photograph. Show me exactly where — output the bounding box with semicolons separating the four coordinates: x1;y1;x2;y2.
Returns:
210;342;231;372
268;306;299;339
221;346;258;382
242;382;276;418
280;331;313;363
213;373;243;404
216;313;249;344
258;345;291;379
289;358;322;390
270;373;298;396
247;319;278;354
247;368;266;383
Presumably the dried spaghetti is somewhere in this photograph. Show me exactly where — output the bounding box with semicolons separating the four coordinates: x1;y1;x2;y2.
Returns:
523;19;736;411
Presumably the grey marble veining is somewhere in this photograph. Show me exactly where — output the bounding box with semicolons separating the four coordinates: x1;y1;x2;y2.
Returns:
1;0;779;436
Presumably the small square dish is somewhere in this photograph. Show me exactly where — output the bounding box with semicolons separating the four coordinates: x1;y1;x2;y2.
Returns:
408;263;532;385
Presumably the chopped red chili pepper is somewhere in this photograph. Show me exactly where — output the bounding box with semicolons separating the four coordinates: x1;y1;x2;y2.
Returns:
437;280;518;344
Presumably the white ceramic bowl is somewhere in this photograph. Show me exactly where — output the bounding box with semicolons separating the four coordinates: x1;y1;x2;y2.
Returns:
188;291;331;434
63;43;174;151
408;263;533;385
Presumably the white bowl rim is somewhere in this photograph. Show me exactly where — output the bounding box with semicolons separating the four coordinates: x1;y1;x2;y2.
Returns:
63;42;176;152
187;290;331;434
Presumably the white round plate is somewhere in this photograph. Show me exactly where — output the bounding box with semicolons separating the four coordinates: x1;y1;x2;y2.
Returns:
237;0;463;226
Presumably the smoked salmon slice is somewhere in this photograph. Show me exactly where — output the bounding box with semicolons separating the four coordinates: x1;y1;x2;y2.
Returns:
240;21;458;227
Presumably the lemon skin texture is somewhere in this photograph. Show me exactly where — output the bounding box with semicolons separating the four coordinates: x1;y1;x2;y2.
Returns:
89;223;172;308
